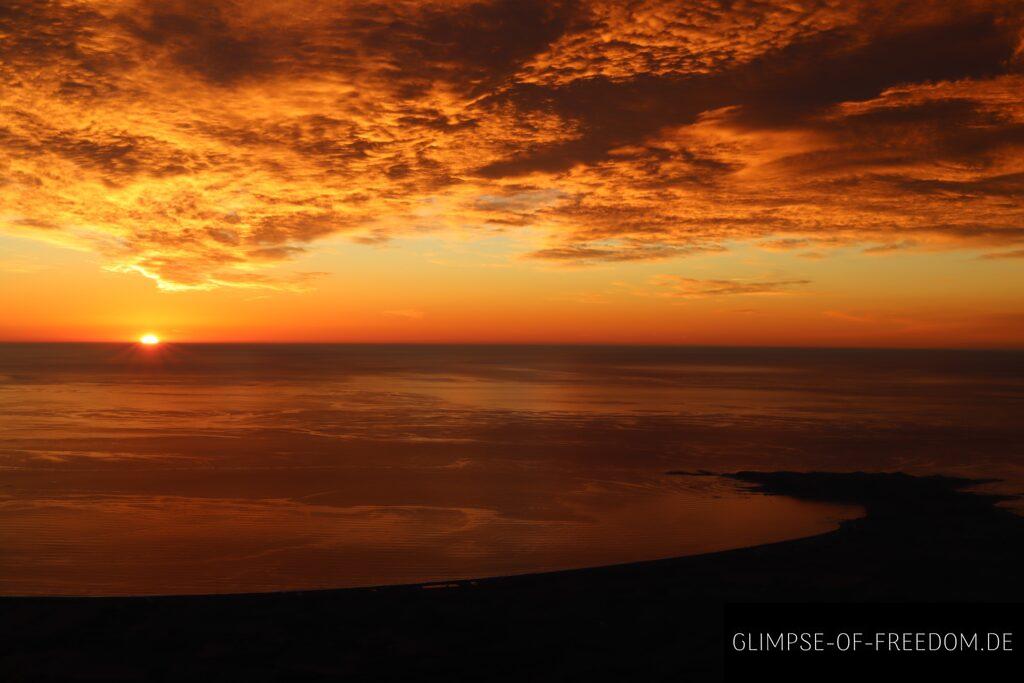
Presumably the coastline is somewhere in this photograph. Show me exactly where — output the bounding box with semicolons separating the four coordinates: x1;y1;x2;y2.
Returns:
3;471;1022;680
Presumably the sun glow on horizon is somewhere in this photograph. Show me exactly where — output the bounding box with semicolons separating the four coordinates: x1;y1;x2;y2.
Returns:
139;334;160;345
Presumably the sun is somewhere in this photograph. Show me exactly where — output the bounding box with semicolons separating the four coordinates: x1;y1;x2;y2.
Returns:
139;334;160;345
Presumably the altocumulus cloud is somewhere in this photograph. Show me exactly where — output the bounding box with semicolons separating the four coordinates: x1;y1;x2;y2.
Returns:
1;1;1023;289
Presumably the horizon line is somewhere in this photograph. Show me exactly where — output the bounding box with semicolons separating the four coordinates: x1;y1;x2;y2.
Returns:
1;340;1022;353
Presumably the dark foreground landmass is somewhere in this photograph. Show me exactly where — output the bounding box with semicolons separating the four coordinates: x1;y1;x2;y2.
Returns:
2;471;1022;682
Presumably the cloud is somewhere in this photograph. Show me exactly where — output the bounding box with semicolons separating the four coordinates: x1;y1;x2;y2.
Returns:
980;249;1024;259
526;242;724;264
1;1;1023;289
650;276;812;298
862;240;919;254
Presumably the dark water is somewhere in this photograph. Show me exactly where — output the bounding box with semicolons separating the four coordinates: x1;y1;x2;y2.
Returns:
2;344;1022;596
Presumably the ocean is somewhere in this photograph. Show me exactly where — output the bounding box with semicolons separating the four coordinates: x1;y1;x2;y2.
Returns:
1;344;1021;595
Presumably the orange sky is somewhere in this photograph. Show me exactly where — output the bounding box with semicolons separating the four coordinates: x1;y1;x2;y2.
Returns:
1;1;1023;346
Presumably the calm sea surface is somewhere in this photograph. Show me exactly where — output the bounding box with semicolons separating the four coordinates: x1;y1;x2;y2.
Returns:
1;344;1022;596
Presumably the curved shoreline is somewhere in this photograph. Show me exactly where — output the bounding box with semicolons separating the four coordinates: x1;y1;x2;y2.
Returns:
0;471;863;601
3;471;1022;681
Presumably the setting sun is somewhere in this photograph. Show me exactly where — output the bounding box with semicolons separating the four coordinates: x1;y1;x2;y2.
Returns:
139;334;160;345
